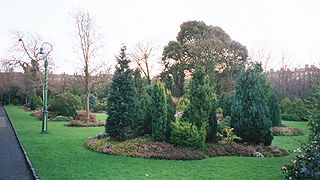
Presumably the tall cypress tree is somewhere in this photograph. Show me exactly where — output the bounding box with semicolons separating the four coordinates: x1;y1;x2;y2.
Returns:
106;46;140;141
165;89;176;140
182;69;211;128
230;66;272;144
207;101;218;142
219;92;233;117
150;80;168;141
268;91;281;127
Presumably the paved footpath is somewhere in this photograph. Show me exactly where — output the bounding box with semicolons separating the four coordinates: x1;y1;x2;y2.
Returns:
0;106;34;180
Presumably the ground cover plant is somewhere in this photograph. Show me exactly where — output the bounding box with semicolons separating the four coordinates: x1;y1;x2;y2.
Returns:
5;105;308;179
85;135;289;160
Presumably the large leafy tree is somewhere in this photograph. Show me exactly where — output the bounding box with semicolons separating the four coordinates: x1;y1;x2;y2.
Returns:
231;65;272;144
161;21;248;97
106;47;141;141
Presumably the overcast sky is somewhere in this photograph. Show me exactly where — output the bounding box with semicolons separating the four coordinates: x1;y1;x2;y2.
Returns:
1;0;320;74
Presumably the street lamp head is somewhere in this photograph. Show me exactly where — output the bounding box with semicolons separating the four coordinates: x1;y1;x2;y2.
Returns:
39;47;45;55
18;38;22;42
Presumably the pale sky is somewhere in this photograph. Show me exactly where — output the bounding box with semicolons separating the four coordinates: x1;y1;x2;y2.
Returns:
1;0;320;75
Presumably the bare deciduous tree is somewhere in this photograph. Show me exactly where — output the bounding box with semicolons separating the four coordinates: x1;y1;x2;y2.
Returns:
2;31;53;104
72;10;109;119
250;47;272;72
130;42;157;84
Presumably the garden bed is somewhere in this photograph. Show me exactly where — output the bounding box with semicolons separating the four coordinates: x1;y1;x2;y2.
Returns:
65;120;105;127
85;135;289;160
271;125;304;136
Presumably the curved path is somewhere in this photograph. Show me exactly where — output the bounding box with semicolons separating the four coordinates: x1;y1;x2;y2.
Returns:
0;106;34;180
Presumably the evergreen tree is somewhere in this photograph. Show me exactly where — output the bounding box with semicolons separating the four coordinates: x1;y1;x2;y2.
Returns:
219;92;233;117
230;66;272;144
268;91;281;127
106;46;141;141
150;80;168;141
207;101;218;142
133;69;148;135
165;89;176;140
182;69;211;128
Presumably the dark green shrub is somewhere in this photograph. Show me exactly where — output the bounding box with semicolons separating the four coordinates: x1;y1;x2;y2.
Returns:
170;120;207;149
231;65;272;144
150;81;168;141
49;92;82;117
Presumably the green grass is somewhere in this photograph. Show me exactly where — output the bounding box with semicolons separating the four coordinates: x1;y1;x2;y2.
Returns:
5;105;308;180
93;112;107;121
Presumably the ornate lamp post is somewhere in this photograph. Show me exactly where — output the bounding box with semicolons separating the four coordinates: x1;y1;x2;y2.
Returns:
38;42;52;133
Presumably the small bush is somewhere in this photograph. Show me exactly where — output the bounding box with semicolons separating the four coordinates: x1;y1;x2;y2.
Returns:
74;110;96;121
31;110;42;119
170;120;206;149
30;91;42;110
49;93;82;117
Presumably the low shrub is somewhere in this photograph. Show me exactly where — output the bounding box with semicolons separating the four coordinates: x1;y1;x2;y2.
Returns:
74;110;96;121
50;115;73;122
282;135;320;179
85;136;289;160
218;116;231;136
31;110;42;120
65;120;104;127
271;126;304;136
170;120;206;149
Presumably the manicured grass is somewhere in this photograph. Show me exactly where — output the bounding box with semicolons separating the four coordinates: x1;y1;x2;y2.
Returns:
93;112;107;121
5;105;308;179
283;120;309;131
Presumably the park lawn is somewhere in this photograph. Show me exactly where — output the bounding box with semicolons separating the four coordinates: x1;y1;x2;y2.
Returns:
93;112;107;121
5;105;308;180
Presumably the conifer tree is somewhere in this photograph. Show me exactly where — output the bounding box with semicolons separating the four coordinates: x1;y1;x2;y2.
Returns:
150;81;168;141
268;91;281;127
182;69;211;128
106;46;141;141
207;101;218;142
219;92;233;117
165;89;176;140
230;66;272;144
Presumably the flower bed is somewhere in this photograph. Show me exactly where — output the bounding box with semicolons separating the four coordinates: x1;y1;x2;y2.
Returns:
85;136;289;160
271;125;304;136
65;120;105;127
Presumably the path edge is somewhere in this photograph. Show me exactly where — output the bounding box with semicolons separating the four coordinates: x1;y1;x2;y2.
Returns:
3;106;39;180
